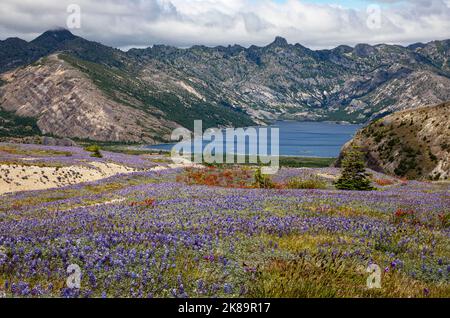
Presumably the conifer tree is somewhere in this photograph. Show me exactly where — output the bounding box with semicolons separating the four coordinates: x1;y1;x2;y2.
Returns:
335;148;374;191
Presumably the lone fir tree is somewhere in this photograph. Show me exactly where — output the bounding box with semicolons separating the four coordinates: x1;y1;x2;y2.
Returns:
335;148;374;191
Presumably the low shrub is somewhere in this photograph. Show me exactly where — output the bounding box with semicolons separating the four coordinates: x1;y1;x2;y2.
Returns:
438;213;450;229
84;144;103;158
374;179;396;186
253;168;275;189
178;167;253;188
84;145;101;152
130;198;156;208
392;209;420;226
286;177;327;189
90;150;103;158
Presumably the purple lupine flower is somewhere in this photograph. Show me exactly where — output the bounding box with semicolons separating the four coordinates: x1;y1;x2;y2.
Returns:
224;283;233;294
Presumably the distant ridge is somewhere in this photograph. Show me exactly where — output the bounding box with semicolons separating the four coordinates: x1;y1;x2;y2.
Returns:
0;29;449;143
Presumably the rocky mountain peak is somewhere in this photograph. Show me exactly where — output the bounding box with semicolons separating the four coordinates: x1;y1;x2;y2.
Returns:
269;36;289;48
353;43;377;57
31;28;77;45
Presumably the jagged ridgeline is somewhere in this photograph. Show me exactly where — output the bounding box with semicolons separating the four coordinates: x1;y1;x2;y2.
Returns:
0;29;449;143
339;102;450;180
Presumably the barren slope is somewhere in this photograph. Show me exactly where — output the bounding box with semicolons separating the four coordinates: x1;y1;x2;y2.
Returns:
340;102;450;180
0;55;180;143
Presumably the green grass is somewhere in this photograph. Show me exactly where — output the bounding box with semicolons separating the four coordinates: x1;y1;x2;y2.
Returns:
247;252;449;298
81;145;335;169
93;147;335;169
244;222;450;298
191;154;335;169
0;145;72;157
95;145;168;156
279;156;335;168
285;177;328;189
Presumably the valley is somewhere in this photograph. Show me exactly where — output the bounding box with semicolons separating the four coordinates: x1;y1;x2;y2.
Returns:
0;26;448;301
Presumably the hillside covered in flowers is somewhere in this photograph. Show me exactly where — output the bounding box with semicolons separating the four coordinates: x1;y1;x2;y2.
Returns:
0;143;449;298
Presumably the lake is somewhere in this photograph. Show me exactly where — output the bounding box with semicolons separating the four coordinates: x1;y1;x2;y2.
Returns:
145;121;362;158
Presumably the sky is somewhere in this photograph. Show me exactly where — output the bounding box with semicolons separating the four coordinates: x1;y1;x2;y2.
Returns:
0;0;449;50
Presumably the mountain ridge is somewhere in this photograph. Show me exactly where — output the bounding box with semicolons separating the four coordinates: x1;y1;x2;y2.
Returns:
0;29;449;143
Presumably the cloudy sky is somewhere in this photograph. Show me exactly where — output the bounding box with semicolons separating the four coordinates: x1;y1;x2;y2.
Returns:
0;0;449;50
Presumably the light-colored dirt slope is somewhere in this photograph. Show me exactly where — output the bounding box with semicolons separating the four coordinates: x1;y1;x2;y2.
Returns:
0;54;179;143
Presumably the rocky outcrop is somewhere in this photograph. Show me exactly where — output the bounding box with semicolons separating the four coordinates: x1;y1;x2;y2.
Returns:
338;102;450;180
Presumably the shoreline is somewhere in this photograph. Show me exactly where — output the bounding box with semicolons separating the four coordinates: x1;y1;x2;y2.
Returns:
139;146;337;160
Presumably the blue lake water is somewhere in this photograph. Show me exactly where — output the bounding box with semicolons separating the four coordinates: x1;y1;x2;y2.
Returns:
146;121;362;158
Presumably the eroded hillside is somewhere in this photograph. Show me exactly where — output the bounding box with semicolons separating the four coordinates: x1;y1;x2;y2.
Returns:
340;102;450;180
0;55;180;143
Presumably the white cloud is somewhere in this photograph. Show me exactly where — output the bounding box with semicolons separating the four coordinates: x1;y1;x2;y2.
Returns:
0;0;449;49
